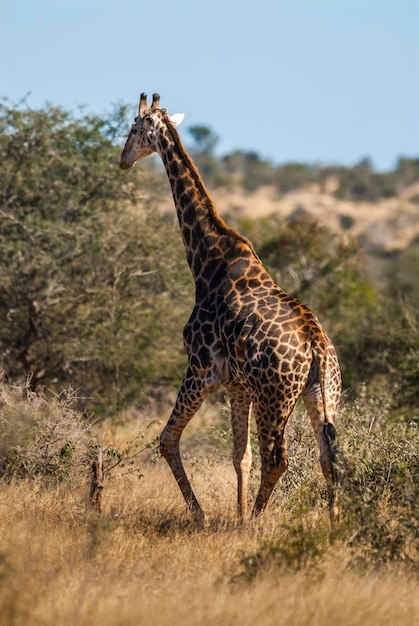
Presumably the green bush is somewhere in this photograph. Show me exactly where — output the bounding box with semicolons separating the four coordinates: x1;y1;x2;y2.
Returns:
339;395;418;566
0;100;191;414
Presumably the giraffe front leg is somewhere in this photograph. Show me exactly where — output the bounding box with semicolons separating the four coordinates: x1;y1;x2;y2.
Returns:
229;390;252;523
160;369;212;527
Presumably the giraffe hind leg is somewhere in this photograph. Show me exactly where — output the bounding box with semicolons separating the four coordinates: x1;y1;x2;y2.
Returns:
251;400;291;517
229;389;253;523
252;432;288;517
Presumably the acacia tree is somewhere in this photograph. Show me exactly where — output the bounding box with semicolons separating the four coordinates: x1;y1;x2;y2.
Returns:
0;100;191;413
0;100;131;390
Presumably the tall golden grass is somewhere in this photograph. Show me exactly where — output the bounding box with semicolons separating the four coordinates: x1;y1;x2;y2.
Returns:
0;468;418;626
0;382;417;625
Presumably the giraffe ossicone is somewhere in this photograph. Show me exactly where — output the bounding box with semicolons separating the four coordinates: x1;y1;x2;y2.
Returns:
120;93;342;526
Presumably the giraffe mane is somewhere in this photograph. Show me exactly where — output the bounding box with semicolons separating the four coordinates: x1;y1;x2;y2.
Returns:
163;111;259;257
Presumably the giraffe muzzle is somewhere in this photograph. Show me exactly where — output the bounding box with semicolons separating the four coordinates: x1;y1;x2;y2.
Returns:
119;154;135;170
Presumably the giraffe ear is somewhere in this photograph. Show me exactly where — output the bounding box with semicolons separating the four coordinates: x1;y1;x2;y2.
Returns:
169;113;185;127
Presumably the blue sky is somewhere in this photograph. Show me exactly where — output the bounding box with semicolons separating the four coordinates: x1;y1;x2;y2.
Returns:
2;0;418;170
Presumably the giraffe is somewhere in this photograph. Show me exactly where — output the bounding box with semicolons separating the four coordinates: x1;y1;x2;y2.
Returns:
120;93;341;526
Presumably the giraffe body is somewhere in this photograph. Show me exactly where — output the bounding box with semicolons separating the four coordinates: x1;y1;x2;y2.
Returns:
120;93;341;525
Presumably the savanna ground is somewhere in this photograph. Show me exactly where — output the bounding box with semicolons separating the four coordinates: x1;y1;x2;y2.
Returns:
0;383;417;626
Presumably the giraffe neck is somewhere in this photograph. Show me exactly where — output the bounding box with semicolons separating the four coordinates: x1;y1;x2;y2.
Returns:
156;122;255;282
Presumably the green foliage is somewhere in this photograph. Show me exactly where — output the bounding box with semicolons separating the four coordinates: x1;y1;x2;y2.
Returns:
0;99;192;414
255;215;372;313
0;98;131;221
342;307;419;422
339;396;418;566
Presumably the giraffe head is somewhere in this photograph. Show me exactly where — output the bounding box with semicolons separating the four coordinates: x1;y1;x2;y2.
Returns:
119;92;185;170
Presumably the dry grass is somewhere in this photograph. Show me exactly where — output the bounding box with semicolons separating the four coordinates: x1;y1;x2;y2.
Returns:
0;458;418;626
0;383;417;625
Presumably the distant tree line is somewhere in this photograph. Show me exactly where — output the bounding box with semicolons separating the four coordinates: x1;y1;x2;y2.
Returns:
188;124;419;200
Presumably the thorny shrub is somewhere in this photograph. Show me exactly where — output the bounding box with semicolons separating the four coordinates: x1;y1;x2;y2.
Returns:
0;377;90;482
0;377;161;487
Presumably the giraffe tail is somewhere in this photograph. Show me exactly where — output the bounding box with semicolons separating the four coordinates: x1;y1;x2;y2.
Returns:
314;338;340;485
323;422;339;484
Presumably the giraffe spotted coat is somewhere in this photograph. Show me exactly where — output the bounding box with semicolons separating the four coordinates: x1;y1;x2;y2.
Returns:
120;93;341;525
